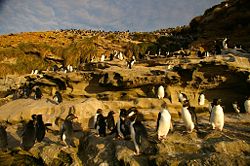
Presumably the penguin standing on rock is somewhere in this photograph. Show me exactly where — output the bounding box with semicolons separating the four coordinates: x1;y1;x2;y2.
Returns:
35;114;46;142
198;92;205;106
157;85;164;99
20;115;37;151
210;99;224;131
181;100;195;133
53;91;63;104
232;101;240;114
0;124;8;151
106;111;115;132
34;87;42;100
126;107;148;155
244;95;250;114
95;109;107;137
116;109;130;139
60;113;78;147
156;108;172;141
94;109;102;130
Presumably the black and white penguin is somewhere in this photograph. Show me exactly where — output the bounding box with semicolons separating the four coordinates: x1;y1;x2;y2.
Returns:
95;110;107;137
106;111;115;132
181;100;195;133
22;84;32;99
0;124;8;151
116;109;130;139
232;101;240;114
156;108;172;141
109;53;114;61
178;92;188;103
53;91;63;104
52;65;59;72
214;40;222;55
222;38;228;49
94;109;102;130
35;114;46;142
126;59;136;69
34;87;42;100
244;95;250;114
101;54;105;62
210;99;224;131
20;115;37;151
60;113;78;147
157;85;164;99
126;107;148;155
198;92;205;106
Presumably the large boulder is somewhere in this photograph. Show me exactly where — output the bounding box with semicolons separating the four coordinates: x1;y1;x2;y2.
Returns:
0;98;107;129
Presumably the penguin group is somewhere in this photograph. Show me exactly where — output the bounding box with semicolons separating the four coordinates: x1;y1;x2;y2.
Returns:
0;114;53;151
126;56;136;69
20;114;51;151
94;109;116;137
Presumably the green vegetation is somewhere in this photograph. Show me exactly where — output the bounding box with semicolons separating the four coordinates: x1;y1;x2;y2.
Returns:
62;37;97;66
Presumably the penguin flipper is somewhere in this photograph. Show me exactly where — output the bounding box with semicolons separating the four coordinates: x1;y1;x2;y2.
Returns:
170;121;174;132
60;125;66;141
134;122;148;139
189;107;198;125
45;123;52;127
156;112;161;132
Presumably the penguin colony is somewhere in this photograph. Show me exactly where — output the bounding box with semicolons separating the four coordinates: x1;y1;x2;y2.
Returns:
1;86;249;155
1;90;249;154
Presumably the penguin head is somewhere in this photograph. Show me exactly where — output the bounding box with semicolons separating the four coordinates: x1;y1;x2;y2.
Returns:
66;113;78;121
127;107;144;122
27;120;35;127
36;114;43;122
31;114;37;121
246;95;250;100
119;109;127;119
182;100;190;108
232;101;238;105
161;102;167;109
213;98;222;106
108;110;115;116
96;109;103;114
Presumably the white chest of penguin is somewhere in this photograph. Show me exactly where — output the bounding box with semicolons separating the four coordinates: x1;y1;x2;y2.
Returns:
182;107;193;124
211;105;224;123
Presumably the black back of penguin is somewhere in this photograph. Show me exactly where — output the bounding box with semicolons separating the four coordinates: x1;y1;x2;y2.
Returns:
35;115;46;142
156;112;161;132
0;125;8;150
60;113;77;147
120;109;131;139
116;109;130;139
127;108;148;145
106;111;115;131
34;87;42;100
96;113;106;137
21;117;36;151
